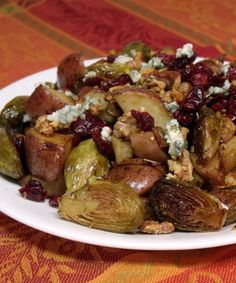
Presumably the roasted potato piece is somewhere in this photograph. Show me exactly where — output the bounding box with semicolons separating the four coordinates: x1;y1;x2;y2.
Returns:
25;85;75;119
108;164;163;196
111;136;133;164
193;107;222;163
58;179;144;233
149;178;227;231
210;186;236;225
190;152;224;185
0;96;28;128
130;131;168;162
18;174;66;197
57;53;86;90
0;127;24;178
25;128;72;182
219;136;236;173
113;87;172;129
64;139;110;193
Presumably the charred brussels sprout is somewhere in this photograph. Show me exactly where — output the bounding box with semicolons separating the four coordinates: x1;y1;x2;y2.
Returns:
210;186;236;225
149;178;227;231
58;180;144;233
193;107;222;163
0;96;28;128
87;60;129;79
0;127;24;178
122;41;151;61
64;139;110;193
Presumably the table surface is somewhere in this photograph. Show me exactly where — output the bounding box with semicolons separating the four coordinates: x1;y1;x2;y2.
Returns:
0;1;236;282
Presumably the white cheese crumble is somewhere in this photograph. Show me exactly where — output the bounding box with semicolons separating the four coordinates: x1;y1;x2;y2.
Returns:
114;54;133;64
176;43;194;58
141;56;164;70
82;71;97;82
208;79;231;96
101;126;112;142
47;96;98;125
221;61;230;75
164;119;185;159
64;90;78;100
130;70;141;83
164;101;180;113
23;114;32;123
130;49;137;58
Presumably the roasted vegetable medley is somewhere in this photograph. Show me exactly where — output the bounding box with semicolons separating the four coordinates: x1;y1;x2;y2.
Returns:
1;42;236;234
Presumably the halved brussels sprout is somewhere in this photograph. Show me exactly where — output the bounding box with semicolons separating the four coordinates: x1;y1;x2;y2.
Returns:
0;127;24;178
122;41;151;61
64;139;110;193
210;186;236;225
0;96;28;128
193;107;222;163
149;178;227;231
58;179;144;233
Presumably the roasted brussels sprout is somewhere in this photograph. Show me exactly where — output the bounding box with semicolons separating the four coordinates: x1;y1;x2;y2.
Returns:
122;41;151;61
210;186;236;225
64;139;110;193
0;96;28;128
87;60;129;79
0;127;24;178
193;107;222;163
58;179;144;233
149;178;227;231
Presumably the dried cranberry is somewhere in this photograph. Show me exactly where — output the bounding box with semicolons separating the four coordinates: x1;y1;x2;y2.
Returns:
190;62;213;88
49;196;60;207
84;76;104;87
100;74;132;91
180;64;192;81
156;53;175;67
210;97;228;112
227;66;236;81
173;109;195;127
107;54;116;63
70;111;106;139
131;110;154;131
171;54;196;70
229;85;236;96
181;87;205;112
19;180;47;202
226;95;236;115
211;74;225;87
92;128;114;159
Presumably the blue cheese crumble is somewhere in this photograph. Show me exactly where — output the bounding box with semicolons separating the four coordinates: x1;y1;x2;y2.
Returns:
164;119;185;159
164;101;180;113
141;56;164;69
101;126;112;142
114;54;133;64
82;71;97;82
130;70;141;83
208;80;231;96
176;43;194;58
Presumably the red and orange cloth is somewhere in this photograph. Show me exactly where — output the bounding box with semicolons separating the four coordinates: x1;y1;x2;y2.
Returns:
0;1;236;282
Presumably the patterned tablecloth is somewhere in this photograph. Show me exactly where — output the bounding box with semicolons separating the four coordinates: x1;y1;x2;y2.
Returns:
0;1;236;282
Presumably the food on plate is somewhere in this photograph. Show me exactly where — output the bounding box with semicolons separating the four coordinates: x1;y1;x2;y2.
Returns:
1;42;236;235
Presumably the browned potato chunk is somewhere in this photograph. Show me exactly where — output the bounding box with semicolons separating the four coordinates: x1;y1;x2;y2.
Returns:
111;136;133;164
130;131;168;162
108;164;163;196
57;53;86;90
219;136;236;173
25;128;72;181
190;152;224;185
25;85;74;119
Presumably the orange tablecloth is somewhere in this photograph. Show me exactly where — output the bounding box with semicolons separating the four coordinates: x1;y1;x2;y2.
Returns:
0;1;236;282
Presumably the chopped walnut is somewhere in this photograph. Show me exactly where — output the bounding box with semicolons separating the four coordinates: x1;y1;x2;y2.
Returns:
171;88;185;103
113;112;140;139
167;149;193;182
35;116;59;136
127;51;143;69
140;220;175;234
221;116;236;142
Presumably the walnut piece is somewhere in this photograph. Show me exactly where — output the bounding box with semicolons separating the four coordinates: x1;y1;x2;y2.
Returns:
113;112;140;139
35;116;59;136
140;220;175;234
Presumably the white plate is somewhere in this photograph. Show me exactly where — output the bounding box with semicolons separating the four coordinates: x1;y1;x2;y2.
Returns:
0;59;236;250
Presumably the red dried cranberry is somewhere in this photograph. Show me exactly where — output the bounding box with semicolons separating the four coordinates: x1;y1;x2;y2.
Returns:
227;66;236;81
19;180;47;202
211;74;225;87
49;196;60;207
156;53;175;67
70;111;107;139
100;74;132;91
84;76;104;87
226;95;236;115
190;62;213;88
181;87;205;112
180;65;192;81
107;55;116;63
211;97;228;112
173;109;195;127
131;110;154;131
92;128;114;159
229;85;236;96
171;54;196;70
